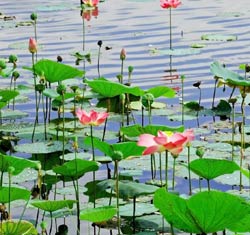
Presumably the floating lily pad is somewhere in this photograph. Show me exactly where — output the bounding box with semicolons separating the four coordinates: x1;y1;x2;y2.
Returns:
190;43;206;48
119;203;157;217
159;48;201;56
130;101;166;110
201;34;237;41
1;109;28;120
53;185;86;195
14;141;71;154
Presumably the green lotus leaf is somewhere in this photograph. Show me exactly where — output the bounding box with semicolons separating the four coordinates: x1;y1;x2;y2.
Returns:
120;124;184;137
0;220;38;235
31;199;76;212
86;78;144;97
154;188;250;233
80;206;117;222
0;186;31;203
30;59;84;83
119;202;157;217
53;159;99;180
146;86;175;98
0;90;19;109
0;153;40;175
189;158;240;180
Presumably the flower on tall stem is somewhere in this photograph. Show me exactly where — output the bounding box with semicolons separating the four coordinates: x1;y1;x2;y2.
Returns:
29;38;37;54
160;0;181;9
76;109;109;126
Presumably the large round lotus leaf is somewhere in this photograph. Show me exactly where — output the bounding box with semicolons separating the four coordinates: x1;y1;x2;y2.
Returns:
189;158;240;180
119;202;157;217
53;159;99;180
0;186;30;203
31;199;76;212
130;101;166;110
80;206;116;222
0;220;38;235
59;152;92;161
154;188;250;233
159;48;200;56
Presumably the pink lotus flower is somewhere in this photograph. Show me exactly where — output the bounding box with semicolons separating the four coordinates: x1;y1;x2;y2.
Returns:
82;0;99;7
28;38;37;53
120;48;126;60
76;109;108;126
137;130;188;156
160;0;181;9
182;129;195;146
82;7;99;21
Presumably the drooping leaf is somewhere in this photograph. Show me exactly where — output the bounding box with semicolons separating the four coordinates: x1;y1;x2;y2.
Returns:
0;186;31;203
0;90;19;109
146;86;175;98
86;78;144;98
53;159;99;180
28;59;84;83
189;158;240;180
31;199;76;212
0;153;40;175
0;220;38;235
80;206;116;222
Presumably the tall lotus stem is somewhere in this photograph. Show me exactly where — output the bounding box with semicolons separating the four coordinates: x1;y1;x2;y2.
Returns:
165;150;169;191
212;77;218;109
97;40;102;78
90;125;96;208
181;75;185;125
229;98;237;160
114;159;121;234
172;156;177;190
187;145;192;195
120;48;126;84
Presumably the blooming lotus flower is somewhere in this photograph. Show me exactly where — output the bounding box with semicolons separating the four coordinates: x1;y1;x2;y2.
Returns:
182;129;195;146
28;38;37;53
76;109;108;126
160;0;181;9
137;131;188;156
82;7;99;21
82;0;99;7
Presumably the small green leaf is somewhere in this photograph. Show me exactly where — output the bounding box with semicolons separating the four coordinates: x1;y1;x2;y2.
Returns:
80;206;116;222
31;199;76;212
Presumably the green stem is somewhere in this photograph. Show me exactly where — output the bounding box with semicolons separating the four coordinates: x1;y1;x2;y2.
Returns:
187;146;192;195
165;150;168;191
115;160;121;234
90;125;96;208
133;196;136;234
120;60;124;84
207;179;210;191
172;157;176;191
231;103;235;161
159;152;162;187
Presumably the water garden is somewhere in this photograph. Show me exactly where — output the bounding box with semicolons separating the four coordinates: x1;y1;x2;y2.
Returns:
1;0;250;234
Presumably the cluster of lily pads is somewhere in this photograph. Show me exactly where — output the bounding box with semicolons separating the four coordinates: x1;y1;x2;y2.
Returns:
1;1;250;235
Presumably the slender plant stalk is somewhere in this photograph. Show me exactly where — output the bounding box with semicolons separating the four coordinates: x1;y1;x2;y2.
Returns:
90;125;96;208
132;196;136;234
187;145;192;195
231;102;235;161
165;150;169;191
114;160;121;234
207;179;211;191
159;152;163;186
172;157;176;191
212;78;217;109
181;75;184;125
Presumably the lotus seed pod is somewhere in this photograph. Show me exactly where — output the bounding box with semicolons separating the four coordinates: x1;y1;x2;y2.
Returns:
141;93;154;108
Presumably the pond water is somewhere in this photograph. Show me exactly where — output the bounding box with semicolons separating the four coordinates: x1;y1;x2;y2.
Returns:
1;0;250;234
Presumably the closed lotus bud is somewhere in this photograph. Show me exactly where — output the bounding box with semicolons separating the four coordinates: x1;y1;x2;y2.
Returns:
40;221;47;230
30;12;37;21
120;48;126;60
9;54;18;64
12;71;20;80
57;84;66;95
128;65;134;73
29;37;37;53
112;150;123;161
196;147;205;158
141;93;154;108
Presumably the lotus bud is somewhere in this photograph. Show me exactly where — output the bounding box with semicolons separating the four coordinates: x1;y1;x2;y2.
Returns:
40;221;47;230
120;48;126;60
30;12;37;21
12;71;20;80
128;65;134;74
57;84;66;95
196;147;205;158
141;93;154;108
8;166;15;175
112;150;123;161
9;54;18;64
97;40;103;47
29;37;37;53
